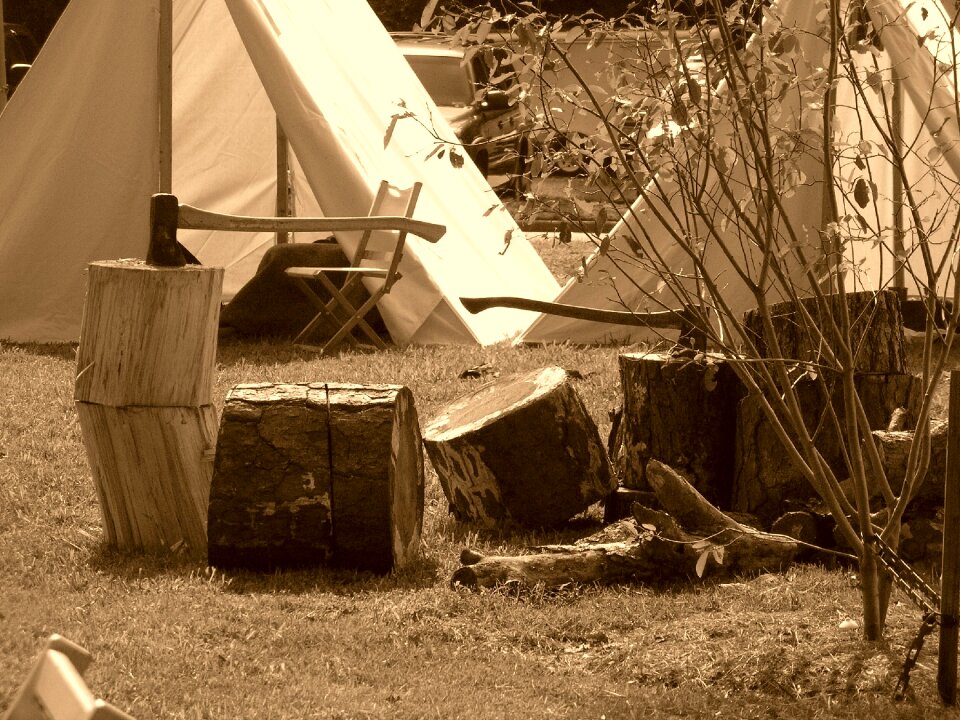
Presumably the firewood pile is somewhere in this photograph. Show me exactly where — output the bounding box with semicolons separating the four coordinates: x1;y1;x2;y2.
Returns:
438;291;948;589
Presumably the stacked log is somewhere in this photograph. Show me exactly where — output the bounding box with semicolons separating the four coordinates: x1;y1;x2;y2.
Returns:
207;382;424;574
742;290;906;375
734;290;920;524
74;261;222;557
423;366;615;528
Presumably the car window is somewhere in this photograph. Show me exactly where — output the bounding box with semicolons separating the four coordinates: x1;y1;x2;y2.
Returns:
403;54;473;108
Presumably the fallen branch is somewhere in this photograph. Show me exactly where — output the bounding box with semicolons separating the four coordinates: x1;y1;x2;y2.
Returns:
451;461;798;590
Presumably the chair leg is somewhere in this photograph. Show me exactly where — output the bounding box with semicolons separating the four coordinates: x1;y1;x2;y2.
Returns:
319;290;388;355
316;274;386;346
288;276;362;347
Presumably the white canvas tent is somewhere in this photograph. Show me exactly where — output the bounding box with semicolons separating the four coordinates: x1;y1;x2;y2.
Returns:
0;0;560;344
519;0;960;344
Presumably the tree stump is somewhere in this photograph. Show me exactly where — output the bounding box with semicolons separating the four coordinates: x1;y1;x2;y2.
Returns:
423;366;614;528
74;261;222;557
733;373;923;524
742;289;906;374
207;382;424;574
615;352;746;508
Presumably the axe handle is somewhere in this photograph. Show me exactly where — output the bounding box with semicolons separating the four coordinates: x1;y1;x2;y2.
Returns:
459;296;685;329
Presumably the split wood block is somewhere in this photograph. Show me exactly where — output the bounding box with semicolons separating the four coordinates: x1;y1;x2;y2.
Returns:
423;366;615;528
207;382;424;574
742;289;906;375
75;261;221;407
74;261;223;558
615;352;746;508
74;403;218;554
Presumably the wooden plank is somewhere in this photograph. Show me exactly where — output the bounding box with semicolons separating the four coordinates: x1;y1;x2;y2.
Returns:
939;370;960;704
276;119;291;244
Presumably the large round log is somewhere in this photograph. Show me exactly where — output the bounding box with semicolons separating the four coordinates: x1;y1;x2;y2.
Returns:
207;382;424;574
615;352;746;508
74;261;222;407
75;403;217;555
742;289;906;375
423;366;614;528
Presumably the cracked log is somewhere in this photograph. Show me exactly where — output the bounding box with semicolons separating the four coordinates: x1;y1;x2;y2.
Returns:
451;460;797;589
423;366;615;528
207;382;424;573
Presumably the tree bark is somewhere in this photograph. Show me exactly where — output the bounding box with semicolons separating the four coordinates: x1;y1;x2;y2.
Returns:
734;373;923;524
451;460;797;589
615;352;746;508
423;366;614;528
208;382;424;574
742;289;906;375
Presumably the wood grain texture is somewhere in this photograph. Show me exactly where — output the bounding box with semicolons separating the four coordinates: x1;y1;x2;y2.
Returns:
742;289;906;375
75;403;217;556
615;352;746;508
74;261;222;407
451;461;797;590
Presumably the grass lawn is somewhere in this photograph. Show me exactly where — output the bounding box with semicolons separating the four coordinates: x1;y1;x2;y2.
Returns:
2;235;960;718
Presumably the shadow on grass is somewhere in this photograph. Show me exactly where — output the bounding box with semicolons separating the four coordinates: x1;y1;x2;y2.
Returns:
86;542;443;595
0;340;78;360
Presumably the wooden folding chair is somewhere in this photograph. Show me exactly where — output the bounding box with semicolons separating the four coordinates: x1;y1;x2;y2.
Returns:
284;181;428;354
3;635;135;720
148;181;444;354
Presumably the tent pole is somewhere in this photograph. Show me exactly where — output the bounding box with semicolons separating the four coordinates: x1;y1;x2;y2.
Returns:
892;73;905;292
276;118;291;244
0;0;8;114
158;0;173;193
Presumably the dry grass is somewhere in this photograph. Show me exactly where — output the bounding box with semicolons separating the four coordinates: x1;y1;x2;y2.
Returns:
2;335;960;719
2;241;960;717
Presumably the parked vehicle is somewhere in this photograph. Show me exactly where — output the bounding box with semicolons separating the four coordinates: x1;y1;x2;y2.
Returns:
392;33;525;177
4;22;38;95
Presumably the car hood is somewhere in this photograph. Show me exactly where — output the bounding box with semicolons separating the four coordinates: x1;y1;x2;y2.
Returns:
435;105;475;136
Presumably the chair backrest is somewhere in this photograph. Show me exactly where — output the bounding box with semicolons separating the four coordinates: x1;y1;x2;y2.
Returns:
351;181;423;292
3;636;134;720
